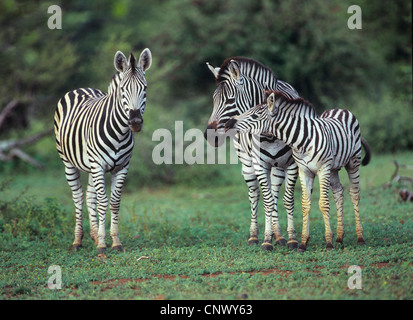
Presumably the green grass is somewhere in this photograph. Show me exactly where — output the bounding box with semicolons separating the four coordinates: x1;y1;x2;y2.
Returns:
0;151;412;300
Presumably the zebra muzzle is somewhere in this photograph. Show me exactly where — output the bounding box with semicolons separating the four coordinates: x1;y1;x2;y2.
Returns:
224;118;237;132
128;110;143;132
204;121;227;148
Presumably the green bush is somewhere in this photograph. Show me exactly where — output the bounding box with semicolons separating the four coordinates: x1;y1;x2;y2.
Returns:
351;92;413;153
0;182;72;242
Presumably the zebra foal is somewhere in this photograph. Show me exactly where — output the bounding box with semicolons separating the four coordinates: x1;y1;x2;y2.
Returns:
226;91;371;251
54;49;152;252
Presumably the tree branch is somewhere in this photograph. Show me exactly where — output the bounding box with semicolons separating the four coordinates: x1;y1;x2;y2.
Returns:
0;128;53;169
0;100;20;129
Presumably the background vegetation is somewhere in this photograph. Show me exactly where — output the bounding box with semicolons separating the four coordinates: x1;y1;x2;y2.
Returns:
0;0;412;185
0;0;412;301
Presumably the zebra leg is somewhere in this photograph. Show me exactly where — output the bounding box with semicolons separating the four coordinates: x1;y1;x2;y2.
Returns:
330;170;345;245
109;166;129;252
86;174;99;245
241;163;260;245
284;164;298;249
64;164;84;251
270;167;288;248
298;168;314;252
91;167;108;253
346;163;365;245
318;168;334;250
255;163;284;250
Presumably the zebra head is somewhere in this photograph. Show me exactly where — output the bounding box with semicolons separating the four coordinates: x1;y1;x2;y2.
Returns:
204;58;275;147
114;48;152;132
225;91;281;135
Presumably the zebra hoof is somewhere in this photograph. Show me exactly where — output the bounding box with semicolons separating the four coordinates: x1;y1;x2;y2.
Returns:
248;237;259;245
287;240;298;250
357;239;366;246
90;234;99;245
275;238;286;246
112;245;124;252
97;247;106;254
297;244;306;253
72;244;82;251
326;243;334;251
261;242;273;251
336;237;344;244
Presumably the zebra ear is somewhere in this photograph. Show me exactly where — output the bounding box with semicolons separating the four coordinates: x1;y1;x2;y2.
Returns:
206;62;220;79
139;48;152;72
228;60;241;81
267;92;276;113
114;51;128;72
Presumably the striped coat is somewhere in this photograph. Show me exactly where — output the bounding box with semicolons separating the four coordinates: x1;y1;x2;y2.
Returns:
204;57;300;250
227;90;371;251
54;49;152;252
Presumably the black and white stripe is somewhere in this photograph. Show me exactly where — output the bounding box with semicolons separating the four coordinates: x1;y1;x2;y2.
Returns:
228;90;371;251
54;49;152;252
204;57;300;250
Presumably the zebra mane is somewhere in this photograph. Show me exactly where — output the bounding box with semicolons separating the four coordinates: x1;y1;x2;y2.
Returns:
265;90;317;117
108;72;122;95
217;57;278;84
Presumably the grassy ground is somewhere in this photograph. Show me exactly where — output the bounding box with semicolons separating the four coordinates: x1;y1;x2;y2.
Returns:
0;151;412;300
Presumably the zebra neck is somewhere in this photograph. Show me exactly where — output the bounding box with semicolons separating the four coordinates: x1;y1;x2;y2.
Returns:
106;75;131;137
272;107;318;151
236;79;276;114
108;72;121;95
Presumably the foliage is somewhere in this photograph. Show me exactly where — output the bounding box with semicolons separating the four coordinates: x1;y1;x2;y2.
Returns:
353;92;413;152
0;0;412;183
148;0;387;109
0;182;72;243
0;1;78;128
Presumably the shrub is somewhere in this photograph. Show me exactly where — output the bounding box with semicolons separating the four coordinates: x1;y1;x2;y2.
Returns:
350;93;413;153
0;182;72;242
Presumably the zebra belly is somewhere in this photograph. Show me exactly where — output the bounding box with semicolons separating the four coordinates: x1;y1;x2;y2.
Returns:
235;133;294;169
259;139;294;169
292;144;327;174
57;122;134;174
85;139;134;174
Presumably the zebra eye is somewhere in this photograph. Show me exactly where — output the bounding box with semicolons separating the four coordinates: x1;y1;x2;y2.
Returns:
251;114;258;119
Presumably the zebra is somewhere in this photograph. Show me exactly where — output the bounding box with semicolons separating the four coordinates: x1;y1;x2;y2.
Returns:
225;90;371;251
54;49;152;253
204;57;300;250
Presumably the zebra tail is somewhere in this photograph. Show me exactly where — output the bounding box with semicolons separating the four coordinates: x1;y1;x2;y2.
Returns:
361;137;371;166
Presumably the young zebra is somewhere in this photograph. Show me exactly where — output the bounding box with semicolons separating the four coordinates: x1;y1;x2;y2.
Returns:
204;57;300;250
54;49;152;252
226;90;371;251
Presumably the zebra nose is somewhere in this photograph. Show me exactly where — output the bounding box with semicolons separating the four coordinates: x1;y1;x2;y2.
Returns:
128;110;143;132
224;118;237;132
128;117;143;126
128;109;142;124
204;122;217;140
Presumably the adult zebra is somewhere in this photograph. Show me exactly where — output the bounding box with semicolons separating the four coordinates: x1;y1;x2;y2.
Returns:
226;91;371;251
54;49;152;252
204;57;300;250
